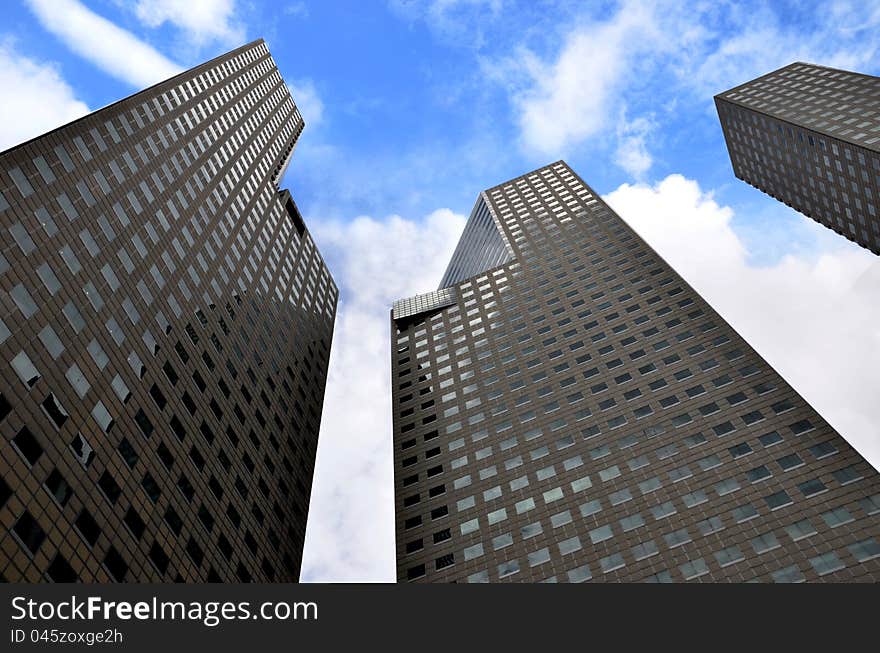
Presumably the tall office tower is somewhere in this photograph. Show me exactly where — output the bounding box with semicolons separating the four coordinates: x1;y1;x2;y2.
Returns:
716;62;880;255
390;161;880;583
0;40;337;583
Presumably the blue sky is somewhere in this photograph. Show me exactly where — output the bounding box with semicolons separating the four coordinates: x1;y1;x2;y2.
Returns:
2;0;880;582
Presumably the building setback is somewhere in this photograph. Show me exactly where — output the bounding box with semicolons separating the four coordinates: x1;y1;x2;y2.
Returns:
716;61;880;255
0;39;337;582
390;161;880;583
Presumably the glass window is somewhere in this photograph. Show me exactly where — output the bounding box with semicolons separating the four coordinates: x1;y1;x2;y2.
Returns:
520;521;543;539
91;400;114;433
87;339;109;369
106;317;125;346
463;543;484;562
822;507;853;529
8;167;35;196
567;565;592;583
698;515;724;536
632;540;658;560
610;488;632;505
65;364;90;398
497;559;520;579
848;538;880;563
589;524;613;544
467;570;489;583
36;264;61;295
38;325;64;359
798;478;827;497
558;536;582;555
679;558;709;580
527;548;551;567
83;282;103;311
833;465;863;485
460;518;479;535
35;207;57;236
515;497;535;515
860;494;880;515
62;302;86;333
770;565;805;583
751;532;780;554
543;487;564;503
483;486;502;501
714;546;744;567
764;490;792;510
664;528;691;548
651;501;676;520
809;552;845;576
784;519;817;542
456;496;475;511
10;222;36;254
715;478;740;496
10;284;38;318
57;193;78;220
11;351;40;387
747;465;772;483
777;453;803;470
600;553;625;573
111;375;131;403
620;513;645;532
598;465;620;482
102;264;121;291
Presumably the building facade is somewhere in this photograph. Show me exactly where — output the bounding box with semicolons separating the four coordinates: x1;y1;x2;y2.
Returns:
0;40;337;582
391;161;880;583
716;61;880;255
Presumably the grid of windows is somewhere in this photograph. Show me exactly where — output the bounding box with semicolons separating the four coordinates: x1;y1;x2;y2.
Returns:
393;288;457;322
390;161;880;583
716;62;880;255
0;39;337;583
439;197;515;288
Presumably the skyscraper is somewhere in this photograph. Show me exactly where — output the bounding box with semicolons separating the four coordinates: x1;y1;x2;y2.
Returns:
716;62;880;255
390;161;880;583
0;39;337;582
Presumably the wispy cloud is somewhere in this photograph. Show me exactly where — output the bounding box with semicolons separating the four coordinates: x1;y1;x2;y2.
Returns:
283;1;310;18
25;0;182;88
481;0;880;177
389;0;504;48
681;1;880;99
614;111;655;179
288;80;325;128
132;0;246;47
481;1;666;161
0;38;89;151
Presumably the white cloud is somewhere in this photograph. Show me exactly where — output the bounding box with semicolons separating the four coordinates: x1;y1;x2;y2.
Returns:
301;209;466;582
614;113;655;179
684;6;880;100
605;174;880;470
301;174;880;582
390;0;504;46
0;39;89;151
486;1;662;157
283;1;310;18
133;0;245;47
485;1;880;173
415;0;504;24
25;0;182;88
288;80;324;128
